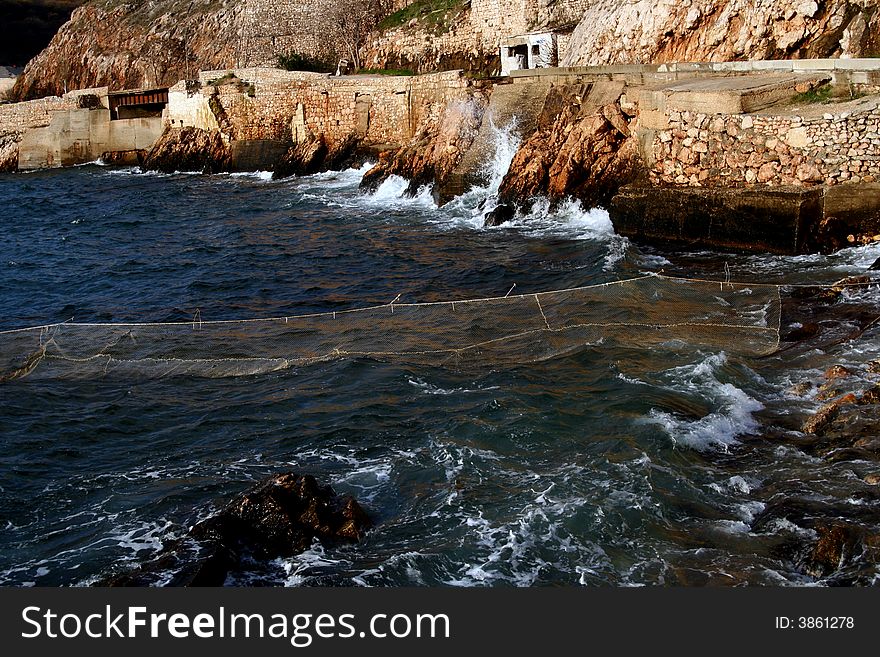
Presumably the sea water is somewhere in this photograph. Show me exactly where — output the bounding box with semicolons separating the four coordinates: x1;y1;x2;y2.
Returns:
1;151;879;586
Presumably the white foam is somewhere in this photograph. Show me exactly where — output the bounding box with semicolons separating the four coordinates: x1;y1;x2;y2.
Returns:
645;353;764;451
407;377;499;395
228;170;274;181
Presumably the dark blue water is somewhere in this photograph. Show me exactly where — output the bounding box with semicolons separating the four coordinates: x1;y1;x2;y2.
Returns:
1;164;879;586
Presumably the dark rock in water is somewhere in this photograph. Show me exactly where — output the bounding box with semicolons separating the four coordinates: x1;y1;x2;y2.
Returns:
782;321;820;342
802;523;863;579
99;473;371;587
273;137;328;180
141;127;231;174
100;150;146;167
870;256;880;271
483;204;515;227
190;472;371;557
802;393;857;435
273;135;370;180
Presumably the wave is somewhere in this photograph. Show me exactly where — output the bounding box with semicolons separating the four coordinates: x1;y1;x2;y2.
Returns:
644;353;764;452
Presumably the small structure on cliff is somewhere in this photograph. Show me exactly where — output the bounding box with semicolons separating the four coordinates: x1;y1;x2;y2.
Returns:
500;33;557;76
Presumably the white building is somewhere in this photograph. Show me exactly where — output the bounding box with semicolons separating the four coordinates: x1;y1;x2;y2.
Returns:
500;33;558;76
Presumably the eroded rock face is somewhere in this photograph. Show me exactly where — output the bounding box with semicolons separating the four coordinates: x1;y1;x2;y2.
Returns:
0;132;21;173
561;0;880;67
497;88;641;211
360;93;487;196
102;473;372;587
12;2;244;101
273;135;370;180
141;127;231;174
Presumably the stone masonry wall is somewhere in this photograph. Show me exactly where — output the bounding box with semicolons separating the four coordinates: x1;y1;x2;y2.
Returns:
650;98;880;187
0;96;76;134
173;68;471;147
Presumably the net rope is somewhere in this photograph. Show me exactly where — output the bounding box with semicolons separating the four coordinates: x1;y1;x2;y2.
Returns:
0;273;787;381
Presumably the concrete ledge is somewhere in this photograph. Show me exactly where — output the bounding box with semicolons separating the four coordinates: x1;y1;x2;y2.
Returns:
610;185;825;254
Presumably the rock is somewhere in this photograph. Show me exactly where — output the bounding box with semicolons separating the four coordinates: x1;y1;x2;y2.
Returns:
824;365;854;381
99;473;371;587
869;257;880;271
783;321;820;342
795;163;823;183
802;393;858;434
797;1;819;18
483;204;515;227
860;384;880;405
273;136;329;179
788;381;814;396
757;162;777;183
141;127;230;174
802;523;862;579
497;89;641;211
865;474;880;485
0;132;21;173
360;92;486;197
191;473;372;556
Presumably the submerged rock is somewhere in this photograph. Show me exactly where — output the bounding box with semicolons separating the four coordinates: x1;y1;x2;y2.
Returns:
483;203;515;227
101;473;371;587
802;393;858;434
802;523;863;579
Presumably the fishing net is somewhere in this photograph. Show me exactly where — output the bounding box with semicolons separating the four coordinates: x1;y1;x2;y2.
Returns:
0;274;781;381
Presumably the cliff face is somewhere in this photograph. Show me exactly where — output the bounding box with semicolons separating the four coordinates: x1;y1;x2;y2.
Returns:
15;1;880;101
365;0;880;75
11;0;243;100
11;0;395;101
561;0;880;66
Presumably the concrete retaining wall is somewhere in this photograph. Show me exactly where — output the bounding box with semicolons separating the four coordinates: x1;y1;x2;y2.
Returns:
18;109;163;170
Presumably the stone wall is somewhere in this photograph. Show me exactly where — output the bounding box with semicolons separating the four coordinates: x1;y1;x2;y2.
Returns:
0;96;76;134
173;68;471;147
649;98;880;187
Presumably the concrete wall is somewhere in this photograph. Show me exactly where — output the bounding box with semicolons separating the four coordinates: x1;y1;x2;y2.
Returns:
510;59;880;89
17;108;163;170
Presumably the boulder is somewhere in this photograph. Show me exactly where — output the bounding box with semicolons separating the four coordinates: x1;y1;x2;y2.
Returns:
100;473;371;586
802;393;858;434
483;203;515;227
141;127;230;174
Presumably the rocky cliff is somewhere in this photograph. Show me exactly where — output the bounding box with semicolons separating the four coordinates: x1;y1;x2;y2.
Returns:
11;0;398;101
365;0;880;75
16;1;880;101
11;0;243;100
561;0;880;66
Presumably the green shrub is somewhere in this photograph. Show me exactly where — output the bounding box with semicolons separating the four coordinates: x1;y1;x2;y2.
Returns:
794;84;835;104
378;0;463;31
